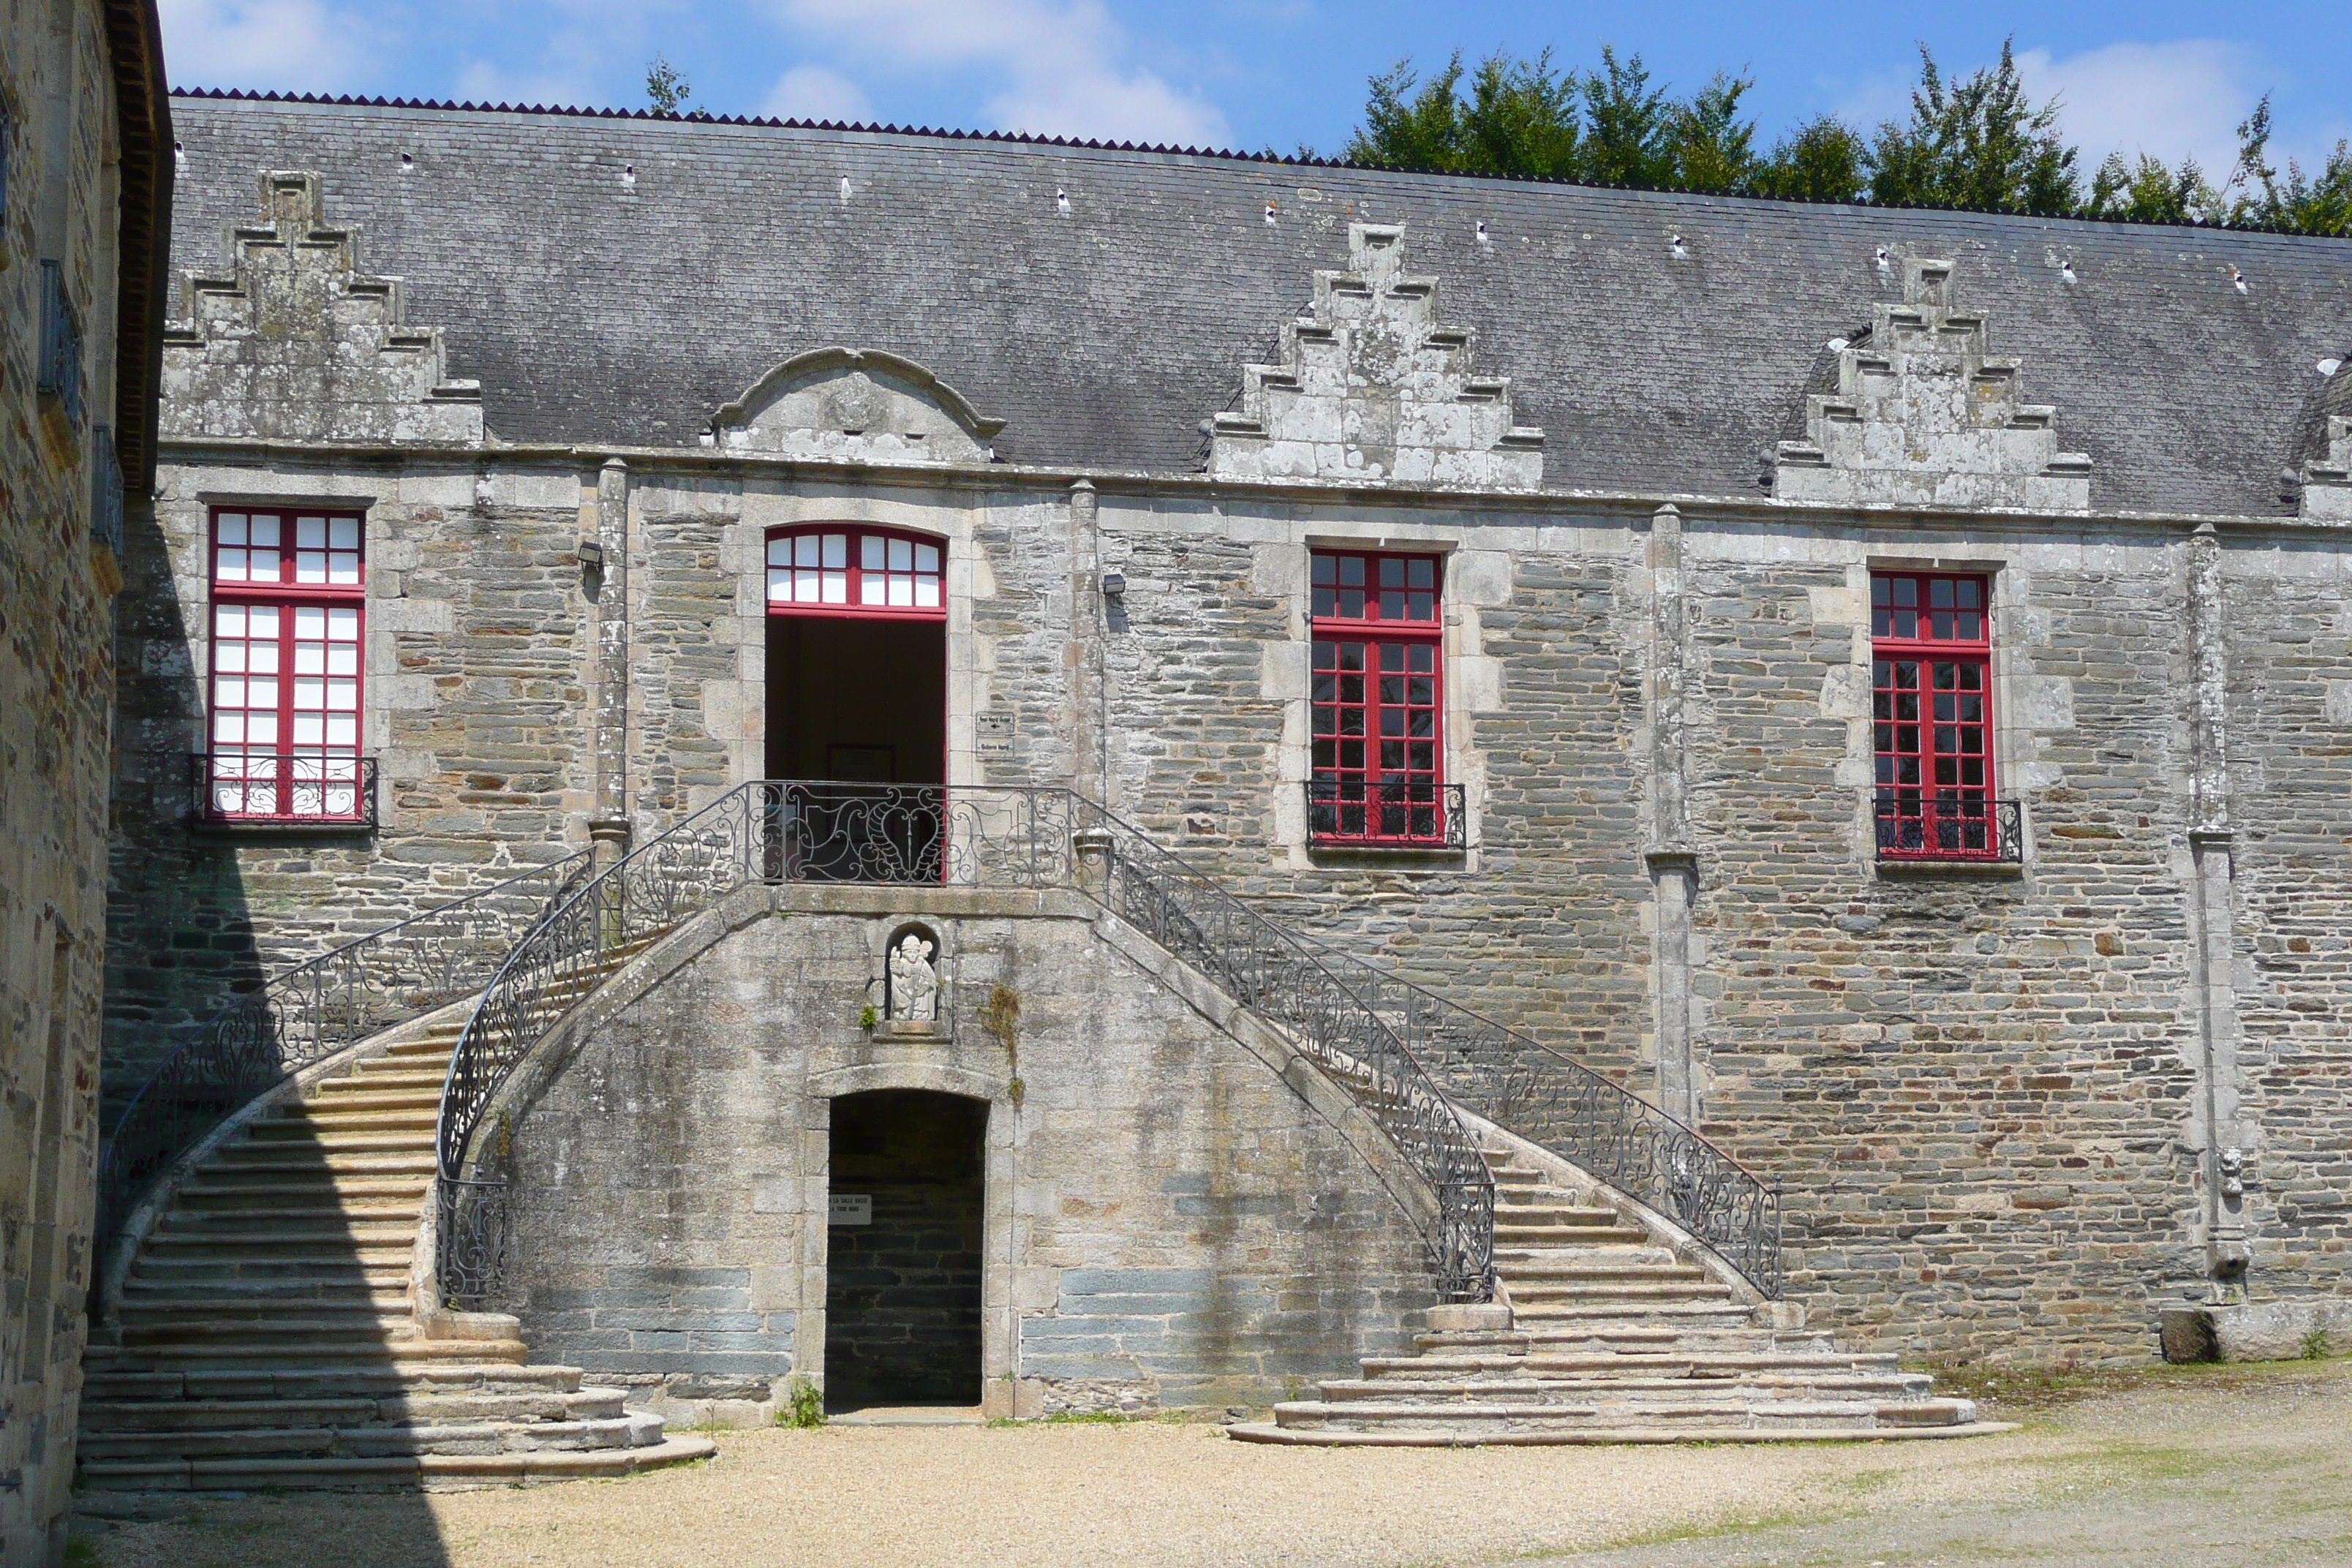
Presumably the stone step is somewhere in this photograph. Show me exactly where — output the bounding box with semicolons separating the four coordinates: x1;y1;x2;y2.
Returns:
263;1107;438;1132
242;1125;437;1152
1318;1372;1934;1404
1497;1262;1709;1284
1362;1350;1903;1380
118;1297;415;1327
80;1388;626;1438
297;1087;443;1112
78;1414;652;1463
91;1338;528;1368
1263;1396;1953;1433
147;1223;420;1252
120;1285;411;1313
73;1434;716;1491
208;1147;437;1174
174;1183;428;1213
1507;1283;1741;1306
83;1362;585;1402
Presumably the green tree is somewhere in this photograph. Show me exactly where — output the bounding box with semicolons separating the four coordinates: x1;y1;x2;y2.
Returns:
2227;98;2352;235
1578;48;1674;186
1461;48;1582;178
1866;40;2079;214
645;54;695;116
1749;116;1870;203
2085;152;2220;225
1664;72;1757;193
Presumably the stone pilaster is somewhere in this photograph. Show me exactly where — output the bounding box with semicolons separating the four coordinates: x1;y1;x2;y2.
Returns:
1065;480;1108;803
590;458;632;865
2186;521;2249;1287
1646;504;1700;1124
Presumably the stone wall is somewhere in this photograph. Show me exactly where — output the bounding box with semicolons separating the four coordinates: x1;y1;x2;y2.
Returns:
492;887;1436;1417
2;0;140;1555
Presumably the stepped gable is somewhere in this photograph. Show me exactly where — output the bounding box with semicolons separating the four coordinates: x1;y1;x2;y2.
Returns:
2298;358;2352;518
165;93;2352;513
712;347;1005;462
1773;257;2092;510
160;170;484;445
1207;223;1542;487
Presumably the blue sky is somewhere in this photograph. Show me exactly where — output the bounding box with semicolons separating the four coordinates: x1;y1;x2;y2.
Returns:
161;0;2350;176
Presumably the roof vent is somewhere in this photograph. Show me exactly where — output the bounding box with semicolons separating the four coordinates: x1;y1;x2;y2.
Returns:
1264;200;1276;225
1874;246;1891;271
622;165;636;188
2230;265;2247;294
1055;188;1069;215
840;175;853;203
400;151;413;173
2059;260;2076;284
1475;221;1490;246
1669;233;1688;258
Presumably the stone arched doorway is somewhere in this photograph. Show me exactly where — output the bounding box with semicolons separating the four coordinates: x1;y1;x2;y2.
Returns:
823;1088;989;1412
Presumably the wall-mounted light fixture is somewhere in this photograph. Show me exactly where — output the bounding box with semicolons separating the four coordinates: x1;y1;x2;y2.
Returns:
579;538;605;568
1101;570;1125;600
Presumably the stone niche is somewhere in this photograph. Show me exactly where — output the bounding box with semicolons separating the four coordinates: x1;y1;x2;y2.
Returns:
712;347;1006;463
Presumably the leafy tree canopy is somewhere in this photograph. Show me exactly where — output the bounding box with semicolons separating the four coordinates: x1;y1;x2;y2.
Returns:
1335;38;2348;236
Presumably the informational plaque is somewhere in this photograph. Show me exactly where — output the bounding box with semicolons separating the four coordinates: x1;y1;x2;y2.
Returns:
828;1194;873;1226
975;714;1016;759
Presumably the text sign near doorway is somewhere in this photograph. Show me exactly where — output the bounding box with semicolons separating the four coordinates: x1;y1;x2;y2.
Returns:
829;1194;874;1226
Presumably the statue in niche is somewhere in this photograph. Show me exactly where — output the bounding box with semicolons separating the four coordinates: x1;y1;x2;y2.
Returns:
888;933;938;1022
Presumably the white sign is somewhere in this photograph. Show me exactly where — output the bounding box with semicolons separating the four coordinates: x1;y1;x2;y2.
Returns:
829;1194;872;1226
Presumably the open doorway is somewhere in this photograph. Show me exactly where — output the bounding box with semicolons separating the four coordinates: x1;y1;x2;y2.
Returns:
824;1090;988;1412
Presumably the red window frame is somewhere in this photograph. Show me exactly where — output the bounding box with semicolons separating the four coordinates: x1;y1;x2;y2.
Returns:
764;525;946;621
1309;550;1449;846
206;508;369;821
1872;571;1997;860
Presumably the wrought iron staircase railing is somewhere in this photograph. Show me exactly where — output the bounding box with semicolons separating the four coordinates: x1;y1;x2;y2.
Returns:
97;851;592;1262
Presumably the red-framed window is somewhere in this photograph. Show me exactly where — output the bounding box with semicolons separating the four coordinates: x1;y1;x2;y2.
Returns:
765;526;945;619
1873;571;1998;859
1309;550;1451;845
206;509;367;819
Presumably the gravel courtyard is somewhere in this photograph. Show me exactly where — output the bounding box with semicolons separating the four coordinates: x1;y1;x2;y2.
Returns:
77;1360;2352;1568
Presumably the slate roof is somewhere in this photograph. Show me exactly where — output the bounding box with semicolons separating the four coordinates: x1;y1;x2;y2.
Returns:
167;92;2352;516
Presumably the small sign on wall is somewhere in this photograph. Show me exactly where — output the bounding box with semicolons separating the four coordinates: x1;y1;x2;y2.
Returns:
829;1193;873;1226
976;713;1016;758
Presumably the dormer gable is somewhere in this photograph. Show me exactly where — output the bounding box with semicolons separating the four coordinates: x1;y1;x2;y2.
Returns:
1207;224;1543;489
2296;361;2352;519
159;171;483;445
712;348;1005;463
1774;257;2090;510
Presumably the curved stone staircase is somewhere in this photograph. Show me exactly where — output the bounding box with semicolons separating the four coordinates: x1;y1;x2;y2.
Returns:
80;946;713;1489
1231;1140;2005;1445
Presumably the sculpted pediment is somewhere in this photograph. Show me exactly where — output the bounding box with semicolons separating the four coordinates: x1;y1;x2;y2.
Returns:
713;348;1005;463
1206;224;1543;489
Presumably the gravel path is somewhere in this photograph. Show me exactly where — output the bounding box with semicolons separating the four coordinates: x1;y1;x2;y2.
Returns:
78;1362;2352;1568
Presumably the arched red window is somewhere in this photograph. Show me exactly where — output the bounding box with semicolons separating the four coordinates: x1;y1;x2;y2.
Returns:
765;526;945;619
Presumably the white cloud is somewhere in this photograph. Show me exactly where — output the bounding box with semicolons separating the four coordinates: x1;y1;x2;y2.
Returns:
159;0;363;90
763;64;872;123
772;0;1230;147
2016;40;2258;176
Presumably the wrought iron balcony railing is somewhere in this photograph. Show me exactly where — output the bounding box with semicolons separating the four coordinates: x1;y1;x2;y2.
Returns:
37;259;83;429
1874;795;2024;864
91;423;124;559
97;851;592;1270
1307;779;1466;848
191;753;380;828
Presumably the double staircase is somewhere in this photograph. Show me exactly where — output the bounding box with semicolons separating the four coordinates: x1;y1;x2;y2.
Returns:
1232;1143;1996;1444
80;949;713;1490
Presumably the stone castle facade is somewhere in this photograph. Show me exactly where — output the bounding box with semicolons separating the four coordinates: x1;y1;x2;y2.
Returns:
93;91;2352;1427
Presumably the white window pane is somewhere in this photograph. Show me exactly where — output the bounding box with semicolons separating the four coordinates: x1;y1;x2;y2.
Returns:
295;606;326;637
247;714;277;742
889;538;911;572
217;644;246;674
323;788;355;815
768;568;790;600
214;714;244;743
861;535;883;570
768;539;790;567
216;604;246;635
246;678;278;708
915;579;941;608
293;713;323;744
291;785;323;815
823;534;847;569
822;571;847;603
295;678;325;709
296;551;328;583
327;646;358;675
330;518;360;550
328;607;359;638
795;535;818;567
216;677;244;707
296;517;326;549
860;576;885;605
325;715;356;745
249;642;279;673
219;514;248;545
793;574;820;603
294;644;325;674
915;543;939;573
217;549;247;581
330;555;360;585
249;549;279;579
251;516;281;546
249;605;279;636
214;785;244;812
328;679;358;711
889;578;913;607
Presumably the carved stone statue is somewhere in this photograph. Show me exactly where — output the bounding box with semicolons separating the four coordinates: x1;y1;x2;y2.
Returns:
888;933;938;1022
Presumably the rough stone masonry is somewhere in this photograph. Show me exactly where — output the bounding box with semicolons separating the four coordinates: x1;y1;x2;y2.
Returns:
97;88;2352;1418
